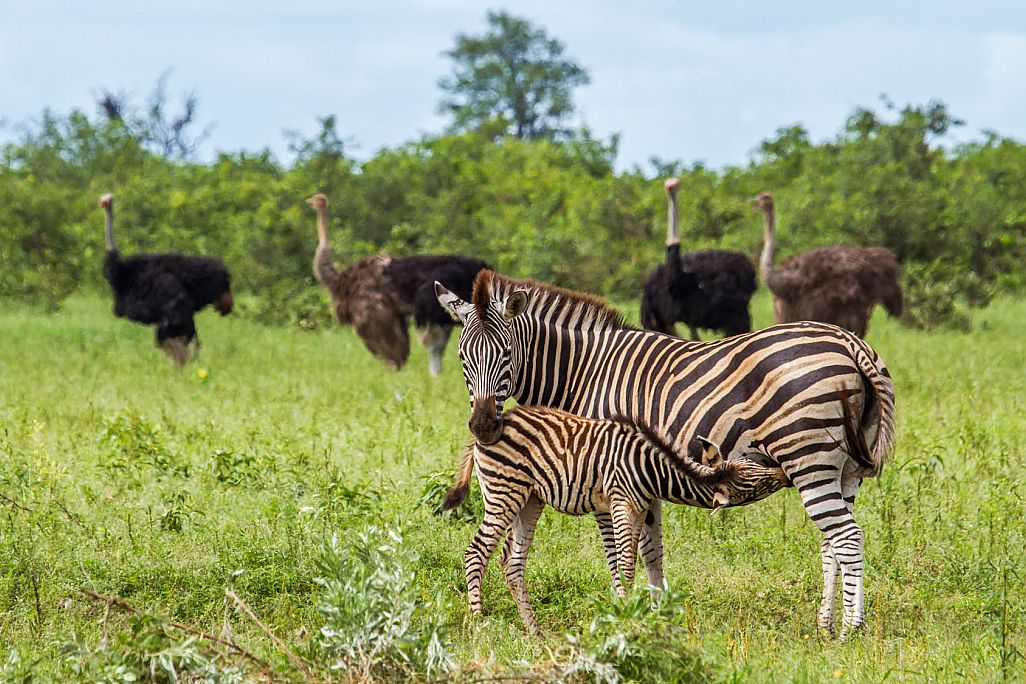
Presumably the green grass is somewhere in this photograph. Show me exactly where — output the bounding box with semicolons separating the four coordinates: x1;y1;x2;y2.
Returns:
0;292;1023;682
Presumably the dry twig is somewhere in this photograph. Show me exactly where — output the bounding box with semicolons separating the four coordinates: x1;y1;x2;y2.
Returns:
79;589;273;675
225;586;315;681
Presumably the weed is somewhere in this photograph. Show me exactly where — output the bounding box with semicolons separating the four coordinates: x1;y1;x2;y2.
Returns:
312;524;454;680
59;614;247;683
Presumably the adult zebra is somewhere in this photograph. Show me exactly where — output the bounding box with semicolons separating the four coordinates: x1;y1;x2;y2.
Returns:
435;270;896;636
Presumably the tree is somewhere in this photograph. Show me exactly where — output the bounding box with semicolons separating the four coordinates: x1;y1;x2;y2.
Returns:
97;71;214;160
438;11;590;140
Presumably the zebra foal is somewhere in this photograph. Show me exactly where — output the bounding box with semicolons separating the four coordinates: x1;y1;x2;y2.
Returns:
443;405;788;633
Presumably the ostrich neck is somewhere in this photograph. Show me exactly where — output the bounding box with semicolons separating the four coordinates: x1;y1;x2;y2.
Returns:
758;207;776;282
104;207;116;252
666;193;680;247
315;205;330;247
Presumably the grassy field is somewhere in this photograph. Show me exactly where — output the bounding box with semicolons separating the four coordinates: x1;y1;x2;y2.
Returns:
0;291;1023;682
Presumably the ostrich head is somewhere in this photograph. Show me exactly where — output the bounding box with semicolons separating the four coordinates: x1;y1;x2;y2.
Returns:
664;177;680;195
99;193;114;209
752;192;774;213
306;193;328;210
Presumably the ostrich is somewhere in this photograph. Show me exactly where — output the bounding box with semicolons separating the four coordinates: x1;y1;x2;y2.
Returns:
754;191;904;337
101;193;233;366
308;193;488;375
640;178;757;340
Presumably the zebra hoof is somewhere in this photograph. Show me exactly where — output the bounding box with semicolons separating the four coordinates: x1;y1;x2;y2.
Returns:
839;622;866;641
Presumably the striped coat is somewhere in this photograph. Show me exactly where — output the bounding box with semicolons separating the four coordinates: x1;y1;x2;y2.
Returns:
436;270;896;636
444;406;789;632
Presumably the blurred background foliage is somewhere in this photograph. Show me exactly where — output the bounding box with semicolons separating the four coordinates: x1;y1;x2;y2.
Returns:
2;98;1024;330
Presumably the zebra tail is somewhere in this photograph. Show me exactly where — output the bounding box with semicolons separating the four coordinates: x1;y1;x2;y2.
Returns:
442;442;476;510
851;342;898;477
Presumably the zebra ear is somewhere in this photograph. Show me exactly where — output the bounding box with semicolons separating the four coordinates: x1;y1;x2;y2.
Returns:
434;281;474;323
696;435;723;467
502;290;528;322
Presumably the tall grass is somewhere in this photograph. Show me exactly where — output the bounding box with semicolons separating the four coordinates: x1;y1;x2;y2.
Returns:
0;292;1022;681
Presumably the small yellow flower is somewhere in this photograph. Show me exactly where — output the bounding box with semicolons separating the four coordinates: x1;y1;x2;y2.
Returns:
197;368;209;379
833;669;843;679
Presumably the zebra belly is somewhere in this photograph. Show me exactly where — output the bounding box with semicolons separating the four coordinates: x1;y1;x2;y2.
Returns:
531;483;609;515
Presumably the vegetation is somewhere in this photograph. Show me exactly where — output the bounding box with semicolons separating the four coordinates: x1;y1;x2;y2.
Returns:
0;293;1022;681
1;94;1024;330
438;10;591;140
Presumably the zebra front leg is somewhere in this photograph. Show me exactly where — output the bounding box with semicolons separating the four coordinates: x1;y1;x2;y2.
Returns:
638;499;665;589
464;500;524;618
593;512;628;598
501;495;545;634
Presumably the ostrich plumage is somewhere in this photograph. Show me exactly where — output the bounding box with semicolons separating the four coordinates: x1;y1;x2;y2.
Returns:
755;192;903;337
640;178;756;340
308;193;488;375
100;194;233;366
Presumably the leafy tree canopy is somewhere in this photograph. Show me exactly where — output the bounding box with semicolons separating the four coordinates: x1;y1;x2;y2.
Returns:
438;10;590;140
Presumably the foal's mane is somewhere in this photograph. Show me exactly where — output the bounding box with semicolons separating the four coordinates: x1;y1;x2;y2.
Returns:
471;270;632;332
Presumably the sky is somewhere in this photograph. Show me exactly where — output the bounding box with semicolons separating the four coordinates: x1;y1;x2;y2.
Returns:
2;1;1025;171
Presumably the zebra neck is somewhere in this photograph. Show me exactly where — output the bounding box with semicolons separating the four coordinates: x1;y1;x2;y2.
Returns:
657;459;716;509
511;321;635;414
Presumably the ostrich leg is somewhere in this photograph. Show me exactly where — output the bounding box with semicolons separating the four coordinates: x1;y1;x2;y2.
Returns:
419;323;452;376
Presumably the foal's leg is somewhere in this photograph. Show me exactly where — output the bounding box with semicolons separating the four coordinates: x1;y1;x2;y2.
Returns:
611;501;645;596
593;512;628;597
501;495;546;633
465;494;527;617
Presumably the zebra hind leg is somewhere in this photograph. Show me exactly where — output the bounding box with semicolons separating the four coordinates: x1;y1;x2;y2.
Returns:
817;540;840;634
838;473;866;637
638;499;666;590
791;452;867;638
501;495;545;634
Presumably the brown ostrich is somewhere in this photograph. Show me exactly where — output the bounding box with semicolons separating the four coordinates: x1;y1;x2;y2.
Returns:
640;178;756;340
308;193;488;375
754;192;903;337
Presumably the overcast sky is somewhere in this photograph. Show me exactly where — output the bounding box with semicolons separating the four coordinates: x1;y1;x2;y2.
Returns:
2;1;1024;171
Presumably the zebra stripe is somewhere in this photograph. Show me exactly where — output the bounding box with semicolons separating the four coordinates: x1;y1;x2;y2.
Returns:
443;406;788;633
435;271;896;636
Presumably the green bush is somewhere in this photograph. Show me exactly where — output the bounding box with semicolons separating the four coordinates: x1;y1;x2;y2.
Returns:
312;524;454;680
3;99;1024;327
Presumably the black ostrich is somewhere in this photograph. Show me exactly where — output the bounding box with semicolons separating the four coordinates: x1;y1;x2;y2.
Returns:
101;193;233;366
308;193;488;375
640;178;757;340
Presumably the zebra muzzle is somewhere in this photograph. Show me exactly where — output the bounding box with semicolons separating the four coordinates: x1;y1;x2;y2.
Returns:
469;395;504;444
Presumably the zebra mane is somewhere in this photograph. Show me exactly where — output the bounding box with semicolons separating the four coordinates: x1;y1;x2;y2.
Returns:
606;414;729;484
472;270;632;332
